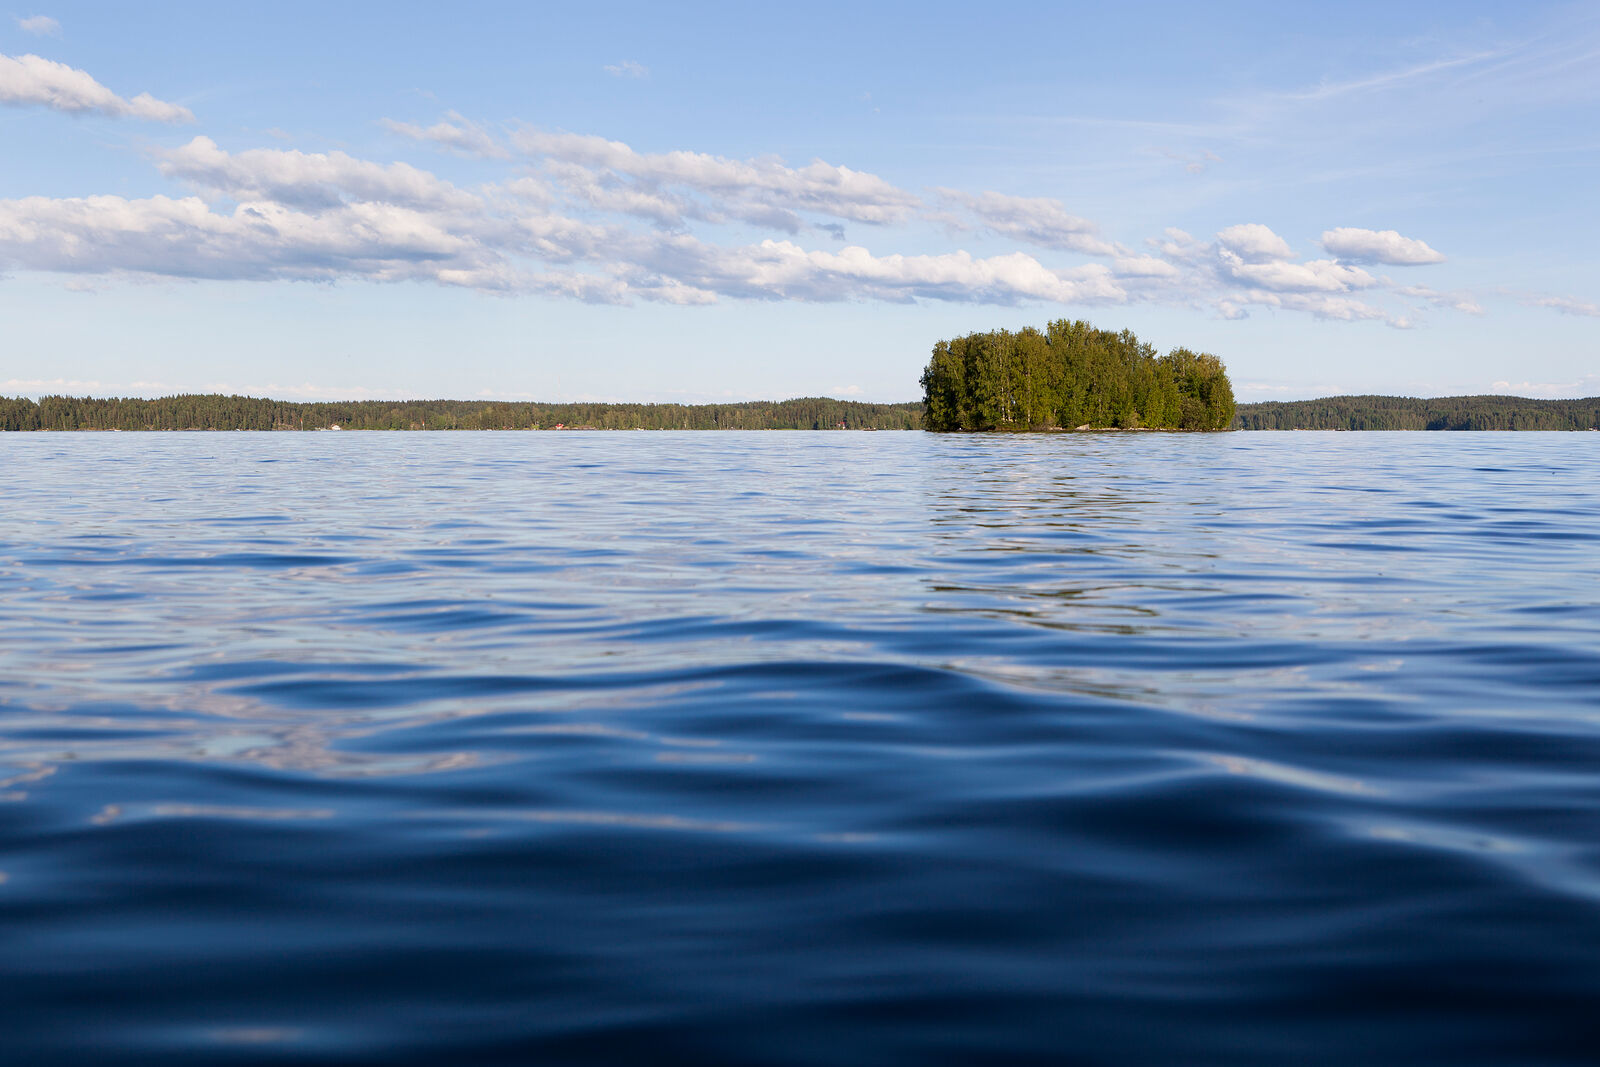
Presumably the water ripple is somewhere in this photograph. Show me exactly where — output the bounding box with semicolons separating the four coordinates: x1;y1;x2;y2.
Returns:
1;430;1598;1064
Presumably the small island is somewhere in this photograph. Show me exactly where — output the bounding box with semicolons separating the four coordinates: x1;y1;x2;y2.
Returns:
920;319;1236;432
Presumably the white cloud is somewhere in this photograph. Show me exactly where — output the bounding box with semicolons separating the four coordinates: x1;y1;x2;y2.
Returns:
1220;289;1393;323
206;381;432;401
1529;294;1600;317
1235;380;1333;399
1112;254;1179;278
0;52;192;121
1216;223;1293;262
626;240;1129;306
604;60;648;79
16;15;60;36
1490;374;1600;398
0;193;510;288
1394;283;1483;314
1321;227;1445;264
380;111;507;159
0;178;1135;311
543;159;697;229
512;127;922;226
1153;227;1206;262
1218;249;1375;293
155;136;480;212
938;189;1116;255
3;376;176;395
1197;229;1408;325
0;119;1495;329
496;177;552;205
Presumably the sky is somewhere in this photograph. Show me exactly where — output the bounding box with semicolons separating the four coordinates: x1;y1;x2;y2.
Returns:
1;1;1597;403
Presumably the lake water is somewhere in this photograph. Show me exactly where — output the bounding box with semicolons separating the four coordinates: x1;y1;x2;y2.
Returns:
2;431;1598;1064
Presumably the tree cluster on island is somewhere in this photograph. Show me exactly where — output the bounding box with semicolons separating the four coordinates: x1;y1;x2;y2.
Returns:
920;319;1236;431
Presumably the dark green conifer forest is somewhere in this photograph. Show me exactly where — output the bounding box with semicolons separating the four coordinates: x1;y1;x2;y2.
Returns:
920;320;1236;431
1231;395;1600;430
5;359;1596;435
0;395;923;432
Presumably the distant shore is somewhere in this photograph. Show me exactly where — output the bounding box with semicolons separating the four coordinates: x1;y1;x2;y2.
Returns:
3;393;1597;432
0;396;924;432
1234;394;1600;431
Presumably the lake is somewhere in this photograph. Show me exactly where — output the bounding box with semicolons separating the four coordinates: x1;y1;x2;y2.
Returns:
2;431;1597;1064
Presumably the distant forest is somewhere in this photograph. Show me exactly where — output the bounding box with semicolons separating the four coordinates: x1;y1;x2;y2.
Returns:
0;395;924;432
1232;395;1600;431
921;319;1235;431
5;388;1598;434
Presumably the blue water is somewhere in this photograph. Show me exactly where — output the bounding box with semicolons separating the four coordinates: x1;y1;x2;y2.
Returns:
2;431;1598;1064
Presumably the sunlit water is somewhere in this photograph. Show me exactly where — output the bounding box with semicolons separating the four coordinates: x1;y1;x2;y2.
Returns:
2;431;1598;1064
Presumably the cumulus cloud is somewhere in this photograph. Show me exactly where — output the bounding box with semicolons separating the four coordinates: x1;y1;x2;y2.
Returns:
607;238;1127;306
380;111;507;159
0;193;512;289
936;190;1116;255
1216;223;1293;262
543;159;699;230
512;127;923;226
1218;249;1375;293
1112;254;1179;278
0;110;1477;327
1321;227;1445;265
16;15;60;36
0;52;192;121
1152;227;1206;262
0;175;1129;311
1221;289;1395;325
604;60;648;79
155;136;480;212
1161;225;1424;326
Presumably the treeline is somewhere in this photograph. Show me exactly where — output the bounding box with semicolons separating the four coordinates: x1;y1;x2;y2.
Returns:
921;319;1235;431
0;395;925;432
1233;395;1600;431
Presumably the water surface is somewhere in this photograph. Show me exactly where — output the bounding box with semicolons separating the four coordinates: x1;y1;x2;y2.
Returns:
2;431;1597;1064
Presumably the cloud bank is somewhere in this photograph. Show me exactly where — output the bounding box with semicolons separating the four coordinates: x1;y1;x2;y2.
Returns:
2;70;1575;325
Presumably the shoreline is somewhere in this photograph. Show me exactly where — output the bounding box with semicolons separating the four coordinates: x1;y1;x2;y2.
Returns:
5;393;1599;433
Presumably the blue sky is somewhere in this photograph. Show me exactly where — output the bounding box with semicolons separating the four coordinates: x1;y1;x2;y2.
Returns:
2;1;1596;402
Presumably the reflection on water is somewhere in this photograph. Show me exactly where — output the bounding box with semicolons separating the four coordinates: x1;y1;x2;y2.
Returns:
1;431;1599;1064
